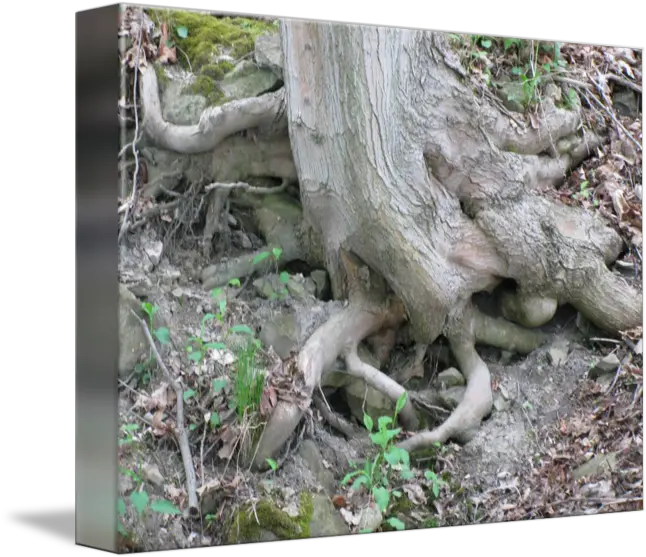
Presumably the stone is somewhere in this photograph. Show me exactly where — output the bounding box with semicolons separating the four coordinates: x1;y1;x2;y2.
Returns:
254;33;283;79
310;270;330;299
357;504;383;532
547;339;570;367
493;394;511;412
258;313;299;359
612;87;639;118
298;440;337;496
435;367;466;388
588;354;620;379
219;60;280;100
496;81;526;113
118;284;148;378
438;386;466;409
309;493;349;538
142;464;165;487
573;453;617;480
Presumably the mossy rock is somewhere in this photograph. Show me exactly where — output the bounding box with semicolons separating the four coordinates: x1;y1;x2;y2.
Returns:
227;496;309;543
146;10;277;71
226;492;348;543
145;10;277;107
186;75;225;106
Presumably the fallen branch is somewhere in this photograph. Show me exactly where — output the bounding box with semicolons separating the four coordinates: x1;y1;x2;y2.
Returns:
134;310;199;517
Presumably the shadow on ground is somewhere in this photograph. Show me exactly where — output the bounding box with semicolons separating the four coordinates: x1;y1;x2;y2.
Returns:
12;510;75;542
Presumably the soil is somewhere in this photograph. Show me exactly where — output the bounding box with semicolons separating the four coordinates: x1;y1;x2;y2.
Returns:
117;223;642;550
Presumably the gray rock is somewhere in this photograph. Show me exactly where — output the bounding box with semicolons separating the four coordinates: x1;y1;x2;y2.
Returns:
258;313;299;359
612;88;639;118
496;81;526;112
573;453;617;480
142;464;165;487
493;394;511;412
144;240;164;266
589;353;620;379
357;504;383;532
435;367;466;388
309;493;349;538
438;386;466;409
254;33;283;79
162;84;208;125
298;440;337;496
118;284;148;378
310;270;330;299
219;60;280;100
548;339;570;367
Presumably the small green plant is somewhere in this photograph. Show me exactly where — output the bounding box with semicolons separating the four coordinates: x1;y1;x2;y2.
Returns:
572;180;594;202
252;246;290;301
118;489;183;535
342;393;414;532
119;423;140;447
186;304;227;363
141;302;170;346
231;337;265;419
136;302;170;383
266;458;278;471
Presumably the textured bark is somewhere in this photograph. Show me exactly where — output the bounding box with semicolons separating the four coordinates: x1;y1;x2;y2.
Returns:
274;21;641;455
280;21;640;340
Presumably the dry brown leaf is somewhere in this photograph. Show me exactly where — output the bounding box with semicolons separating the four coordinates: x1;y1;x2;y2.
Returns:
151;382;170;410
152;410;168;436
157;22;177;64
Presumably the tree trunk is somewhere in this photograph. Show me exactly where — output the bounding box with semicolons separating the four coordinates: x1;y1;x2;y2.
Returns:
249;21;641;465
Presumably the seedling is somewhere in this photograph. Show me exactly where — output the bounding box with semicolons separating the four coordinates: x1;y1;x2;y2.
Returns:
119;423;140;447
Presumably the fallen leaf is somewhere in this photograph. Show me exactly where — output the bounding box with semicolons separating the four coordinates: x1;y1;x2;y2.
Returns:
152;410;168;436
332;495;347;508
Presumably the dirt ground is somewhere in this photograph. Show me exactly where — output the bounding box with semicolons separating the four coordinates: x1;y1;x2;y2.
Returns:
116;220;642;551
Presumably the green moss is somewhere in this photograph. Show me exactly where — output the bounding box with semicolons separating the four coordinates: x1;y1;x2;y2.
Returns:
227;492;314;543
200;61;234;81
146;9;276;71
186;75;225;106
145;10;275;107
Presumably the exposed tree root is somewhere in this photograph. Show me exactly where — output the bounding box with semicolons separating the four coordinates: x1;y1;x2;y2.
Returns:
343;345;418;430
397;316;493;452
251;252;407;469
140;65;286;154
312;394;358;438
474;308;547;354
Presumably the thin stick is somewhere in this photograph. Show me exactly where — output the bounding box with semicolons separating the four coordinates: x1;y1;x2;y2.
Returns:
134;310;199;517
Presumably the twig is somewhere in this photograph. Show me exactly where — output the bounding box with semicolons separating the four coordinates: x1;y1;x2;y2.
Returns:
605;73;642;95
128;199;183;232
133;309;200;517
522;495;642;518
204;179;289;195
589;337;622;344
587;83;642;152
607;353;633;394
118;15;144;244
200;419;208;487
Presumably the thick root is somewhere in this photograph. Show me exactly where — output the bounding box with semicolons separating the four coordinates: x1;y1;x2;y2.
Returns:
500;290;558;328
396;334;492;453
251;301;405;469
474;309;547;354
343;346;419;430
